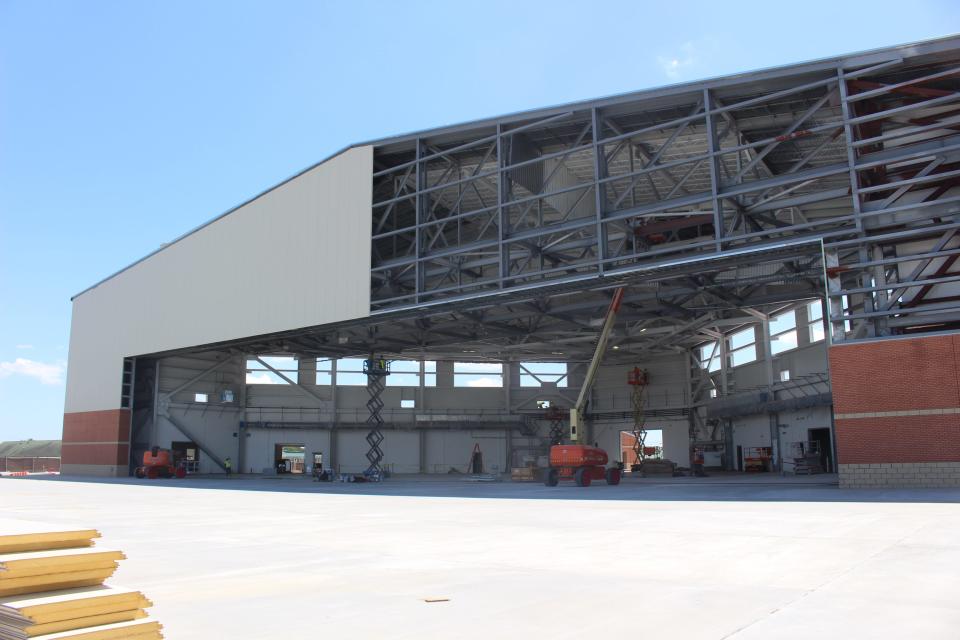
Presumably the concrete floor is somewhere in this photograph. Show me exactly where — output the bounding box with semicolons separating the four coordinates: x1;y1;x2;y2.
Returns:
4;475;960;639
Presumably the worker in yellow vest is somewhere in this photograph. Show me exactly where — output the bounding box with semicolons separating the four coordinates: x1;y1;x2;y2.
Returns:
224;457;232;477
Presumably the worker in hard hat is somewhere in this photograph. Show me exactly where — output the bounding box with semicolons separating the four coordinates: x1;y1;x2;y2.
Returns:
224;457;232;478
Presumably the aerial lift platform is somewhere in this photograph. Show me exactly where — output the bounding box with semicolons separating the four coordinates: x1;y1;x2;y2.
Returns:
545;288;625;488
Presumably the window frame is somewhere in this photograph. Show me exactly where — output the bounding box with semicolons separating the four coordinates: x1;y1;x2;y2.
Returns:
335;358;368;386
315;358;333;385
699;341;721;373
727;326;757;368
519;362;568;388
807;301;825;343
453;362;504;388
769;310;798;356
246;356;299;385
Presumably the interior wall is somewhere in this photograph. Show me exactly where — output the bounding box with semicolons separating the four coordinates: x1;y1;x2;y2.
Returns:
142;351;693;476
129;308;837;477
593;418;690;464
720;321;833;468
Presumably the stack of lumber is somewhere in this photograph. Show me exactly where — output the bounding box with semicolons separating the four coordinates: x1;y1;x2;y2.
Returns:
0;522;162;639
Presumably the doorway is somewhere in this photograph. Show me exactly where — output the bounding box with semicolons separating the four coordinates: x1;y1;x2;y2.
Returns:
808;428;833;472
171;441;199;473
620;429;663;471
274;444;305;474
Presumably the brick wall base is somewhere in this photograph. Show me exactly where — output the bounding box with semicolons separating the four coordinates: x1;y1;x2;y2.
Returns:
839;462;960;488
61;409;131;476
830;335;960;488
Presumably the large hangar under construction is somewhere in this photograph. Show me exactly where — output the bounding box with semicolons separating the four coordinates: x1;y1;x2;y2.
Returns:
63;36;960;488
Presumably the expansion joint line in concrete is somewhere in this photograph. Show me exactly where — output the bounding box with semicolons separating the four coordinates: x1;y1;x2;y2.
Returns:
717;528;923;639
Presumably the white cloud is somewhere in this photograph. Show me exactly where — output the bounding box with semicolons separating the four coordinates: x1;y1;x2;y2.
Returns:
465;362;503;373
467;376;501;388
656;41;699;80
246;371;281;385
15;344;33;350
0;358;65;385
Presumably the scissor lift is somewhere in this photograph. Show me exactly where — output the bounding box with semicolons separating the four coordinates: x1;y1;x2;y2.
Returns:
362;357;389;481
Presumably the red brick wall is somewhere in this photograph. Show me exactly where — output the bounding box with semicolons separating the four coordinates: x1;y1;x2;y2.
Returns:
830;335;960;464
61;409;131;467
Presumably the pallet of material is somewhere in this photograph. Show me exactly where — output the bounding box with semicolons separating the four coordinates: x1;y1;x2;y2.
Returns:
792;455;824;475
0;549;124;598
511;467;541;482
1;586;151;639
638;459;677;477
0;525;99;556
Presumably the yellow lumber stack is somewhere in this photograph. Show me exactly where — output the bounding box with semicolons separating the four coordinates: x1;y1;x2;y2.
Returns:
0;523;162;640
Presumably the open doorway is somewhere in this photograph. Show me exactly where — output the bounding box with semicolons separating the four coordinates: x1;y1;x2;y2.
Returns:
620;429;663;470
171;441;199;473
274;444;305;474
808;428;833;473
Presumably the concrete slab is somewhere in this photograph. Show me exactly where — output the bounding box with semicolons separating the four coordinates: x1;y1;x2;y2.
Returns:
2;475;959;639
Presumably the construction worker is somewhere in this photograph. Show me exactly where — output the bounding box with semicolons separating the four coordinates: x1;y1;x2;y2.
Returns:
224;457;232;477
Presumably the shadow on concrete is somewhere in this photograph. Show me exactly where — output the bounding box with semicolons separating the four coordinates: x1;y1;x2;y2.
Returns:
11;473;960;504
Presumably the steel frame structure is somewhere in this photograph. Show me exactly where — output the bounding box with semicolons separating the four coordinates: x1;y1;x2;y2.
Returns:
368;37;960;350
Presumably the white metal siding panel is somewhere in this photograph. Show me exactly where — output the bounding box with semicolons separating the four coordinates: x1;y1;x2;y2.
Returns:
65;146;373;413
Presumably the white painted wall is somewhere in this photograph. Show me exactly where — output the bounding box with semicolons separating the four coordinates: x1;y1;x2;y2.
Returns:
590;354;689;410
65;146;373;414
243;429;332;475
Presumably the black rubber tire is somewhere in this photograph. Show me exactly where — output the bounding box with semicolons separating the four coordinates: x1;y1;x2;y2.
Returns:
134;468;145;479
575;467;591;487
605;467;621;486
544;468;559;487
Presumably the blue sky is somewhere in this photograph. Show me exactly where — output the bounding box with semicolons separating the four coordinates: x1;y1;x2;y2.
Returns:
1;0;957;441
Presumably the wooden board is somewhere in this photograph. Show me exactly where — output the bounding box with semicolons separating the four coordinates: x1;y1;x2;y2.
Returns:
0;522;99;555
24;609;147;637
0;569;117;598
0;549;125;579
30;618;161;640
1;585;150;624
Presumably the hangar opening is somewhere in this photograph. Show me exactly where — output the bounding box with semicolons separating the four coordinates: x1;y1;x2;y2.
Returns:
63;37;960;488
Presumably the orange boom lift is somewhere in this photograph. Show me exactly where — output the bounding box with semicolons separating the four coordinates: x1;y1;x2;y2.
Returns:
545;288;624;488
134;447;178;479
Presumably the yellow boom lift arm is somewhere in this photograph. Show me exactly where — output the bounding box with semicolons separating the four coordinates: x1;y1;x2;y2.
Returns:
569;287;625;442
